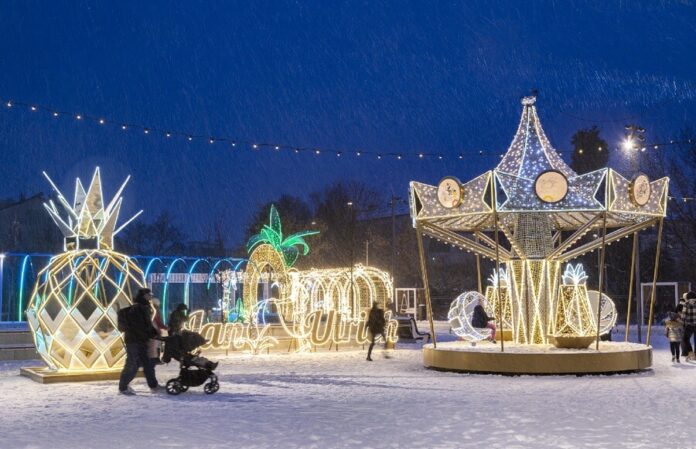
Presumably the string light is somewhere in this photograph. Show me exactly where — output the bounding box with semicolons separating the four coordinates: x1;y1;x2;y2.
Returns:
2;97;692;165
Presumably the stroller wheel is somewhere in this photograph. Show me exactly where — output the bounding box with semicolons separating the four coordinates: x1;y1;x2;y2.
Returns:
166;379;182;395
204;381;219;395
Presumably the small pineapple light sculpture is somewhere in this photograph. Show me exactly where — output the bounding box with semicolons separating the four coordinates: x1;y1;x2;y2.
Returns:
26;168;145;371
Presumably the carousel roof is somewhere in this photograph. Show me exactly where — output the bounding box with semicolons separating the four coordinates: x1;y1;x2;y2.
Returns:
409;96;669;260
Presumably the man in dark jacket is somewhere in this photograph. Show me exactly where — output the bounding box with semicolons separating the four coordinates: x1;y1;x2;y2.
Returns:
118;288;159;395
366;302;387;361
682;291;696;360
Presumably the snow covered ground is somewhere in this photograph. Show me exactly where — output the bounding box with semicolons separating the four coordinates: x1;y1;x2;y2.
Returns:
1;326;694;449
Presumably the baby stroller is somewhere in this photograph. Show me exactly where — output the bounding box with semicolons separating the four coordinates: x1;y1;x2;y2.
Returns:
160;331;220;395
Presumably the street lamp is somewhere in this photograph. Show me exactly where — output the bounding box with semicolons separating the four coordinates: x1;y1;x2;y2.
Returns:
624;124;646;342
347;201;355;316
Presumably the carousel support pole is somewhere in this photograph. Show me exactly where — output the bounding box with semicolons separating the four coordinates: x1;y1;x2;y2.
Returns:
415;223;437;348
595;212;608;351
646;218;665;347
624;232;639;342
491;175;504;352
475;235;483;294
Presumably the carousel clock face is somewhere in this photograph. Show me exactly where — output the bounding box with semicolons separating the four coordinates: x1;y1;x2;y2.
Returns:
630;174;651;207
437;177;464;208
534;170;568;204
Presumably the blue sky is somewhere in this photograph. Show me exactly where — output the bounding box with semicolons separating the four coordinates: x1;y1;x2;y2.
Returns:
1;1;695;246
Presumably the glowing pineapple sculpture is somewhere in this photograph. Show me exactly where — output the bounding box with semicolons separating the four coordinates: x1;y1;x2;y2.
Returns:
26;168;145;371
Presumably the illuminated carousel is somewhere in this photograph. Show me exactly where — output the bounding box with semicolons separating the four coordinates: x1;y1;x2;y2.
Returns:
410;95;668;374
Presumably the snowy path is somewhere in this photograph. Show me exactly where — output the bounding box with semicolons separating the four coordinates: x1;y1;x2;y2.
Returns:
1;337;694;449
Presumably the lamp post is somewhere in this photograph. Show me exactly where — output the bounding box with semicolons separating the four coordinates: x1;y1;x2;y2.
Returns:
347;201;354;315
0;254;4;322
624;124;646;342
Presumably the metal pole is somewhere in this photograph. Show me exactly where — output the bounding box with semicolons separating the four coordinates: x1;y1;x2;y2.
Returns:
624;232;638;342
415;223;437;348
349;205;354;315
491;174;504;352
475;235;483;293
646;218;665;346
595;212;608;351
0;255;4;322
365;240;369;265
635;234;643;342
390;196;397;306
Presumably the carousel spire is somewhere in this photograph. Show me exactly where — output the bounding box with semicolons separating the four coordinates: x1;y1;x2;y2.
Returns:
496;94;576;180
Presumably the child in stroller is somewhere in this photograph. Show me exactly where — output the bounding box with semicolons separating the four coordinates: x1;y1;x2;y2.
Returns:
160;330;220;395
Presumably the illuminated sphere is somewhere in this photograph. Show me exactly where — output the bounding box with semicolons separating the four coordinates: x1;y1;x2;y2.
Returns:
26;250;145;370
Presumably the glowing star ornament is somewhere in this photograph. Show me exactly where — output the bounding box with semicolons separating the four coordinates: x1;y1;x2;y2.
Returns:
26;168;146;371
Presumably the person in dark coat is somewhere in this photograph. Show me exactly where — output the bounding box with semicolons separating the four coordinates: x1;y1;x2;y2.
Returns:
168;303;189;335
118;288;159;395
366;302;387;361
471;303;497;343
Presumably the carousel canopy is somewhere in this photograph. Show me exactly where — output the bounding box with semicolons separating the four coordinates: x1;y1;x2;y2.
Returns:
409;96;669;261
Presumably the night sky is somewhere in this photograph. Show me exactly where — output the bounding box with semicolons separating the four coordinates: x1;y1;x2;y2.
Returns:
1;1;695;247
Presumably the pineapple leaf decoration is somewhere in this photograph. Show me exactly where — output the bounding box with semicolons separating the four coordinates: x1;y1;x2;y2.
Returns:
246;204;319;267
42;167;143;250
562;263;588;286
487;267;509;287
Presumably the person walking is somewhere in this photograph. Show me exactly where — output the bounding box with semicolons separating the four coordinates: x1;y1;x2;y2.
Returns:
366;303;386;361
168;303;189;335
681;291;696;361
665;312;684;363
117;288;160;395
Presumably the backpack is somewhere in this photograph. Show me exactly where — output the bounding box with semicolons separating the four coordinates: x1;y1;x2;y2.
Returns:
117;306;133;332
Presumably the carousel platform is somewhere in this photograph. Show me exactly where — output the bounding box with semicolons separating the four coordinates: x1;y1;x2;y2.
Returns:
423;341;652;375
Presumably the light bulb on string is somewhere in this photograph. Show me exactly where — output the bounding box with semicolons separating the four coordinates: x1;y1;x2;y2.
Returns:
121;124;127;130
98;118;105;125
30;106;37;111
76;114;82;120
144;128;150;135
53;112;59;117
